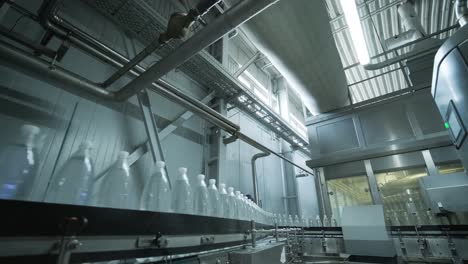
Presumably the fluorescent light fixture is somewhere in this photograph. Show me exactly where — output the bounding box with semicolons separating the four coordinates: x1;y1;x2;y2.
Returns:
340;0;371;65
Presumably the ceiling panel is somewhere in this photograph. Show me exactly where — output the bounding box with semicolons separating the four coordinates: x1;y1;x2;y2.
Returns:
326;0;458;104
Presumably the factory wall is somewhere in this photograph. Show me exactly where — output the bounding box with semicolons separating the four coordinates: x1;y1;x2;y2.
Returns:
0;0;316;215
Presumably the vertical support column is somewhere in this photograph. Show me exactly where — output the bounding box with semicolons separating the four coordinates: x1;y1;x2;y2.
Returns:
364;160;382;205
315;168;332;217
137;90;171;187
422;149;439;176
277;77;290;122
207;98;228;183
221;35;230;69
281;141;299;216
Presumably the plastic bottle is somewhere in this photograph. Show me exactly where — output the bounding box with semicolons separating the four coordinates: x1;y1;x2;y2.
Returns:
143;161;171;212
286;214;293;226
207;179;220;217
294;215;301;227
218;183;229;218
315;215;322;227
172;167;192;214
0;124;40;200
45;141;94;205
227;187;238;219
193;174;209;215
235;191;245;220
323;214;330;227
98;151;134;209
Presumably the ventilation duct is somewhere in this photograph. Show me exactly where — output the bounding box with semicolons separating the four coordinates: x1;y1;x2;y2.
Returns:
225;0;350;114
384;1;425;50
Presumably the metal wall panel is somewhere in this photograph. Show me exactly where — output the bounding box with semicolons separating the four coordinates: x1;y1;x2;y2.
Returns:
317;118;359;154
370;152;426;173
324;161;367;180
359;103;414;145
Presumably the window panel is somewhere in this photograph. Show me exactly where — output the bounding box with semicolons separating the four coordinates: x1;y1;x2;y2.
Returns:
327;175;373;225
375;167;435;226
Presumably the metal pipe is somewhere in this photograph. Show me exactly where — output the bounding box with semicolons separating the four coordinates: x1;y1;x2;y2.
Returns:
343;24;458;71
455;0;468;27
238;133;313;175
7;0;315;177
234;51;261;77
251;152;270;205
101;38;163;88
364;40;441;71
0;39;114;100
113;0;280;101
0;25;56;58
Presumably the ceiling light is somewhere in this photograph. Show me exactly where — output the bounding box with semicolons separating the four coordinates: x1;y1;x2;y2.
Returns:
340;0;371;65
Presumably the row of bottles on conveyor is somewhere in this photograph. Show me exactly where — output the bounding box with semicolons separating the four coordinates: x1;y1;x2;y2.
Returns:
0;125;275;224
275;213;338;228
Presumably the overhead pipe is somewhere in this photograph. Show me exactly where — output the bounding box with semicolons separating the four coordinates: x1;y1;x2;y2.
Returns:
112;0;280;101
16;0;314;175
38;0;279;100
251;152;270;205
0;34;314;176
455;0;468;27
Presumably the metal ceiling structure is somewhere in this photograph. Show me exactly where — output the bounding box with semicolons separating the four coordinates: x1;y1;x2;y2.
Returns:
325;0;459;104
81;0;310;151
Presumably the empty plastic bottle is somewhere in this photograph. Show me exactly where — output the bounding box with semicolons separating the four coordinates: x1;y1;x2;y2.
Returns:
207;179;220;217
45;141;94;205
143;161;171;212
235;191;245;220
294;215;301;227
98;151;134;209
323;214;330;227
288;215;294;226
0;124;40;200
227;187;238;219
218;183;229;218
315;215;322;227
193;174;209;215
172;167;192;214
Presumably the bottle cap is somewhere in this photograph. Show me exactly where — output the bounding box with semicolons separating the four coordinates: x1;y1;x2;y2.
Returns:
208;179;216;185
156;161;165;168
21;124;40;135
235;191;240;195
197;174;205;181
219;183;226;188
178;167;187;175
228;187;234;192
118;151;129;159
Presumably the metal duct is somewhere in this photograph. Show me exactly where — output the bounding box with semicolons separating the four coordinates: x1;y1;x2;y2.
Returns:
455;0;468;27
385;2;425;50
225;0;349;114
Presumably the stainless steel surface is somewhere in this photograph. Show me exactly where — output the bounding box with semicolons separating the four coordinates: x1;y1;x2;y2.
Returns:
229;241;285;264
251;152;270;204
432;25;468;169
113;0;280;101
306;89;451;168
227;0;349;113
455;0;468;27
341;205;396;257
419;172;468;213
